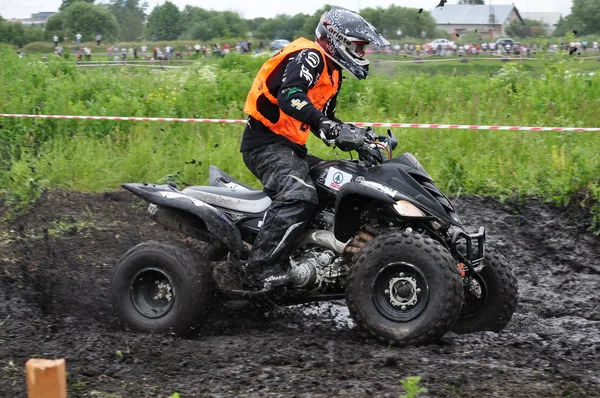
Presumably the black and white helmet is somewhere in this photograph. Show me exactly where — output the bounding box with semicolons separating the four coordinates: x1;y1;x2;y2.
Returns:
315;7;389;80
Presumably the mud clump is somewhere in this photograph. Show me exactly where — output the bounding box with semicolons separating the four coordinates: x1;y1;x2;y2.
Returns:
0;190;599;397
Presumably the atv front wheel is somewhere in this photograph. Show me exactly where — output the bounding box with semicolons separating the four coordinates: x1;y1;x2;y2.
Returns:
111;240;215;335
452;246;518;334
346;231;463;346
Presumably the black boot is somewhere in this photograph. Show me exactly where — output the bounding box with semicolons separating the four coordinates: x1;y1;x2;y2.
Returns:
252;262;292;289
213;255;291;295
213;254;259;291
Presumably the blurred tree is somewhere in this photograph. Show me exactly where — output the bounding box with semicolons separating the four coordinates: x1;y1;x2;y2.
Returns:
247;17;267;32
23;26;46;44
0;3;468;46
287;13;310;39
59;0;95;12
553;15;578;37
180;5;213;37
62;2;120;42
106;0;147;41
505;19;545;38
145;1;182;41
179;6;248;40
0;20;44;47
253;18;279;40
300;5;332;38
254;13;309;41
360;5;437;39
205;15;229;38
45;12;66;39
569;0;600;35
221;11;249;38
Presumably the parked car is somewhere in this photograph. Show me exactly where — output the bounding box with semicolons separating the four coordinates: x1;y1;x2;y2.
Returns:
495;38;520;48
427;39;455;48
270;39;290;51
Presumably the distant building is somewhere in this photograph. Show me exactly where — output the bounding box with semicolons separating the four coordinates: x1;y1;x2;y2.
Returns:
7;11;57;25
521;12;562;35
430;4;524;39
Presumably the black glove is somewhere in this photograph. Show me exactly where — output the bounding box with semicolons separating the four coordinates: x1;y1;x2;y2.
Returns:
316;118;341;140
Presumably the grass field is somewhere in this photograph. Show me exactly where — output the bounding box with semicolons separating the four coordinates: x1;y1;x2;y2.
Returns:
1;45;600;229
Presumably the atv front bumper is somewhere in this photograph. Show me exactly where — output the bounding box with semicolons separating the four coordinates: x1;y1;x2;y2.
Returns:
449;227;485;272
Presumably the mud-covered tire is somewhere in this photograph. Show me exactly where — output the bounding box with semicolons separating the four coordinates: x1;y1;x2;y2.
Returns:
346;231;463;346
111;240;215;336
452;247;518;334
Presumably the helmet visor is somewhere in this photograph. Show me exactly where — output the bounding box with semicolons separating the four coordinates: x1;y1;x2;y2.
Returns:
349;40;369;57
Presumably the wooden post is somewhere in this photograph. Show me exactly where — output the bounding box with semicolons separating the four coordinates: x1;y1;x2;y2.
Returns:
26;358;67;398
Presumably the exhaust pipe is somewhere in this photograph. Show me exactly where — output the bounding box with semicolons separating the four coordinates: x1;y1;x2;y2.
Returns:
299;230;349;254
299;229;373;254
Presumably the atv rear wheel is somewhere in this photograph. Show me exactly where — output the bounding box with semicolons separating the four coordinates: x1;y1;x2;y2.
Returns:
111;240;215;336
346;231;463;346
452;246;518;334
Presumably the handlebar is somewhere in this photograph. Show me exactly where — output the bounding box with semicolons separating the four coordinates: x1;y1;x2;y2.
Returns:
327;124;398;166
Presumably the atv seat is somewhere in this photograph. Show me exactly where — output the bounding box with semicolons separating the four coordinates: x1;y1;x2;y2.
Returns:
182;186;271;214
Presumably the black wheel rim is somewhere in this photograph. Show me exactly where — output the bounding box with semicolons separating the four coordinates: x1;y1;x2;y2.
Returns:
372;262;430;322
130;267;175;319
460;274;488;319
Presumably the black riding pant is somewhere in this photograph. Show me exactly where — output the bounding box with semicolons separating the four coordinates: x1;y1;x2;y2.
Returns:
242;144;321;269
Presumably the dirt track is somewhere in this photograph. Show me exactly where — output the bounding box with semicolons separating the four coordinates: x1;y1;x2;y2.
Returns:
1;190;599;397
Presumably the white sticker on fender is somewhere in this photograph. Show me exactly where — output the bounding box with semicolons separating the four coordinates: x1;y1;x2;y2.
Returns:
159;191;212;208
324;167;353;191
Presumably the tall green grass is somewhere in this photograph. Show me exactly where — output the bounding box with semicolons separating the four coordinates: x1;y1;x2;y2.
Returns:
1;45;600;229
371;57;600;77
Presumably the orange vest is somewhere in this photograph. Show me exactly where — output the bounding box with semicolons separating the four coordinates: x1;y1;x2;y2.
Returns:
244;38;340;145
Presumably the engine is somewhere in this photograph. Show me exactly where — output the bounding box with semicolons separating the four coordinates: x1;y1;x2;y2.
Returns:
287;248;347;292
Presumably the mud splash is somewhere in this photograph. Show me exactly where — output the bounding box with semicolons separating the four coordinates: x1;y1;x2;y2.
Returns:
1;190;599;397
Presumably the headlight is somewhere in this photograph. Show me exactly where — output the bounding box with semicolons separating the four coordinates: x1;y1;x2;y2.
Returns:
393;200;425;217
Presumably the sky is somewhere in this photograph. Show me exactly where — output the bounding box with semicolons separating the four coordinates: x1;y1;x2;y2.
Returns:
0;0;573;21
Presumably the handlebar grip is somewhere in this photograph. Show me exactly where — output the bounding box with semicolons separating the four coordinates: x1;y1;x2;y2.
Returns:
319;131;336;146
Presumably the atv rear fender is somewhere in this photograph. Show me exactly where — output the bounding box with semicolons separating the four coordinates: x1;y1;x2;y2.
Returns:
122;183;244;258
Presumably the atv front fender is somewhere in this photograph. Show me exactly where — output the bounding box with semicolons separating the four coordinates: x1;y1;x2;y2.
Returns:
122;183;244;258
334;182;396;242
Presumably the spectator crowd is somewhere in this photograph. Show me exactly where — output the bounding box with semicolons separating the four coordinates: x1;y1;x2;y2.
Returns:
31;33;600;62
379;40;600;58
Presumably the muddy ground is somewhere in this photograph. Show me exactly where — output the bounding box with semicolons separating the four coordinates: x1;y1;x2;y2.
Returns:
0;190;599;398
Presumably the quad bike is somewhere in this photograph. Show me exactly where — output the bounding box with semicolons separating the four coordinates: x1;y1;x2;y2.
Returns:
111;125;518;346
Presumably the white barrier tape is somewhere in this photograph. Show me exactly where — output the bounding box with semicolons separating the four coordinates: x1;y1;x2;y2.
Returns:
0;114;598;132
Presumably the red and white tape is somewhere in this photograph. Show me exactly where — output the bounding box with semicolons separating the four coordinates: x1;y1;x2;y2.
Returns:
0;113;598;132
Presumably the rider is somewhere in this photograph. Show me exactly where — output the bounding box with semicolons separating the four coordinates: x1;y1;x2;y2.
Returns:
231;7;389;291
